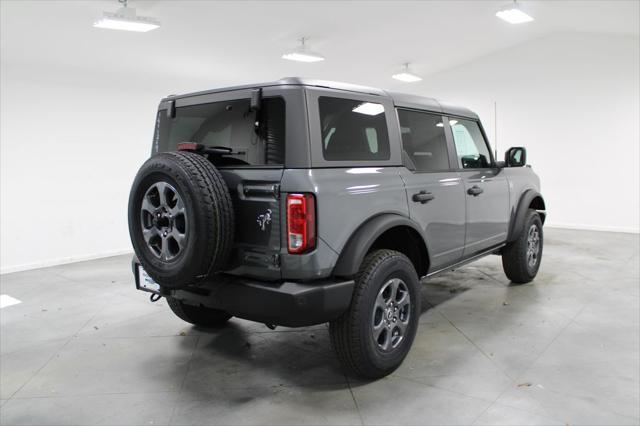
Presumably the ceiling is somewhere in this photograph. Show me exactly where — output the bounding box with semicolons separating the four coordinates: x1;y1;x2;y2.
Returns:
1;0;639;93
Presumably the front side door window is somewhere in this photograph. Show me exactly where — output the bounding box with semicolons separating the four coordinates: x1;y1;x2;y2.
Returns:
450;119;491;169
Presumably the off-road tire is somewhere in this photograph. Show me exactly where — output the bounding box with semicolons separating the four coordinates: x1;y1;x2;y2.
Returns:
330;249;421;379
128;151;234;289
167;297;232;327
502;209;543;284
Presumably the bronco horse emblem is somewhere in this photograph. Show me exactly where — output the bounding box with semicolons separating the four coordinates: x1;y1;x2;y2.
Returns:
256;209;272;231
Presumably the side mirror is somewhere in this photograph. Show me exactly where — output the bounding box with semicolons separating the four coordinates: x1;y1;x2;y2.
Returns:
505;147;527;167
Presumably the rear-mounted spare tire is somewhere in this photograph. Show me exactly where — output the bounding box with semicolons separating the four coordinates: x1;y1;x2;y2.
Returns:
128;151;234;289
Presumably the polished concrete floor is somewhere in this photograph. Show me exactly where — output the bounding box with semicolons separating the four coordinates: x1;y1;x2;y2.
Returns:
0;228;638;425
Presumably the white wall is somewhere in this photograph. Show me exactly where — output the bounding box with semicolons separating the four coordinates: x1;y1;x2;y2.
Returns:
0;65;164;273
414;33;640;233
1;32;638;273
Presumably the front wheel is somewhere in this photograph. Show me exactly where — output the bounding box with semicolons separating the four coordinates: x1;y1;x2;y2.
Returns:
502;209;543;283
330;249;421;379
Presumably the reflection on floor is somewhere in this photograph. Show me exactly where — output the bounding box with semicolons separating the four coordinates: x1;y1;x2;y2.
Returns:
1;228;638;425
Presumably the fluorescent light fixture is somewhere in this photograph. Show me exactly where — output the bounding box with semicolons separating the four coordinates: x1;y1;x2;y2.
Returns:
352;102;385;116
281;51;325;63
436;122;444;128
282;37;325;63
449;119;458;126
392;63;422;83
94;3;160;32
496;1;534;24
392;72;422;83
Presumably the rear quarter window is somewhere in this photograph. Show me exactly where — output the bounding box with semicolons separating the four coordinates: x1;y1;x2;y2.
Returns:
319;97;390;161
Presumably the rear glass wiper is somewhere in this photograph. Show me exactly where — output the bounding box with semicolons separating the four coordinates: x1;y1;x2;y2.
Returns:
177;142;246;156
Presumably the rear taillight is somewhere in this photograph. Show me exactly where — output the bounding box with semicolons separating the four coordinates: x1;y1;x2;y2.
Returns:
286;193;316;254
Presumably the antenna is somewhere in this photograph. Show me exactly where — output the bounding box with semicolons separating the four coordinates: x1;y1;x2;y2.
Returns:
494;101;498;160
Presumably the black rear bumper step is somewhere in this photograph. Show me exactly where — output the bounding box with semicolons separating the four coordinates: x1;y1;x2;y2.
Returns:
133;259;354;327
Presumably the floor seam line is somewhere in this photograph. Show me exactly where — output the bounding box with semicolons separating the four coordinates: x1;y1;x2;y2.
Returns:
476;269;506;285
6;308;105;400
167;333;200;426
344;374;365;426
436;310;515;381
484;302;591;422
391;374;495;404
4;390;179;400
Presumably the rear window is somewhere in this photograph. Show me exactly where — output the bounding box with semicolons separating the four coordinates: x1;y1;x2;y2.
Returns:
319;97;390;161
154;97;285;166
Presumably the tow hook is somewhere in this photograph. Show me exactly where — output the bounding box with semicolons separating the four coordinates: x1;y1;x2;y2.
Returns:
150;293;162;303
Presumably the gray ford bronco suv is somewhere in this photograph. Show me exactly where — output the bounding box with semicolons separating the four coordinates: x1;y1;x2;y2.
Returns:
128;78;546;379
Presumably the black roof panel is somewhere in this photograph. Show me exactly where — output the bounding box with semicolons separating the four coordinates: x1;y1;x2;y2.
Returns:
164;77;478;119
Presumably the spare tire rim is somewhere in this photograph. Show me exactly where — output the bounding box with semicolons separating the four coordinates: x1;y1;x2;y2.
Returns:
527;224;540;269
140;181;188;261
372;278;411;352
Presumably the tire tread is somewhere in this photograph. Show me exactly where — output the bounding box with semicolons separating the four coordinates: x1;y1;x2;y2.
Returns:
502;209;542;284
128;151;234;288
330;249;418;378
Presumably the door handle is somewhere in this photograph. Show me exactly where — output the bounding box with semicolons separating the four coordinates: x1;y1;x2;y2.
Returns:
467;186;484;196
412;191;435;204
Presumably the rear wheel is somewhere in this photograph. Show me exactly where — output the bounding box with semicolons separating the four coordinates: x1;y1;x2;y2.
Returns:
330;249;421;379
167;297;231;327
502;209;543;283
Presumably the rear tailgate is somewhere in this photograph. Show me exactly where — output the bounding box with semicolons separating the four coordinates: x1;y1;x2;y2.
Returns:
154;90;291;280
220;169;284;280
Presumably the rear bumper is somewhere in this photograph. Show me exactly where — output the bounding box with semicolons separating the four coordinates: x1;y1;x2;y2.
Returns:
132;258;354;327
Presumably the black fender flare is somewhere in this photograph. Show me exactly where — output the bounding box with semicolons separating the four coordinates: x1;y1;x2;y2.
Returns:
507;190;546;243
332;213;429;278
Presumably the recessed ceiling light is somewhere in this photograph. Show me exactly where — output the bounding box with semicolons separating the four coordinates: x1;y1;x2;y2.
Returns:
496;1;534;24
392;63;422;83
94;0;160;32
282;37;325;63
352;102;385;116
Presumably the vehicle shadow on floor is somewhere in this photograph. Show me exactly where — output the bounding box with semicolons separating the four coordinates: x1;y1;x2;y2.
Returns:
170;267;513;397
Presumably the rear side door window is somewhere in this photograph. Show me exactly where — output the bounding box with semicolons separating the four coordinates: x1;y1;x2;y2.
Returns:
398;109;450;172
450;118;491;169
318;97;390;161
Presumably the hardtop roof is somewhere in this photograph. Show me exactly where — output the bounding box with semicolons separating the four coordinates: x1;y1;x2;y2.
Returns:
163;77;478;119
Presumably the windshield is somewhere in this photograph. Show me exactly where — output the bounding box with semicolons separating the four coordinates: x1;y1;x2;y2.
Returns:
153;97;285;167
